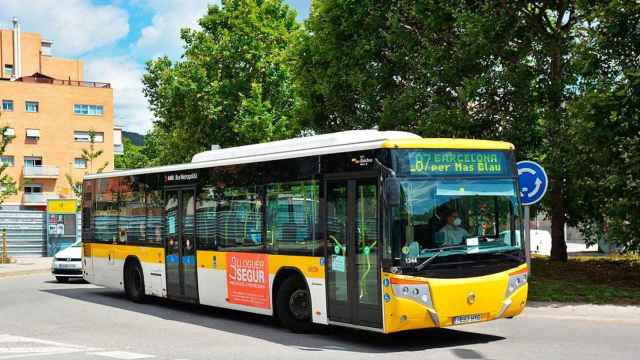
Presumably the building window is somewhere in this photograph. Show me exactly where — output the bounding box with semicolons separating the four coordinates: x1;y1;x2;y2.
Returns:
74;158;87;169
74;104;104;116
25;129;40;140
24;156;43;167
1;155;14;167
24;184;43;193
3;65;13;77
74;131;104;142
3;128;15;138
2;100;13;111
25;101;39;113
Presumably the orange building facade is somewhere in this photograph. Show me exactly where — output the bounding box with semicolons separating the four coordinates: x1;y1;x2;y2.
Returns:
0;19;121;210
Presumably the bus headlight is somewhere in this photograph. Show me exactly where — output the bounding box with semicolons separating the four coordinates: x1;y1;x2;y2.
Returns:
505;268;528;298
391;278;439;326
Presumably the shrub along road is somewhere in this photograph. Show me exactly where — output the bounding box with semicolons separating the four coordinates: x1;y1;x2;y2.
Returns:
529;255;640;304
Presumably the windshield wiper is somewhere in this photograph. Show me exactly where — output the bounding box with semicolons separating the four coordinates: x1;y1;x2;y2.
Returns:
415;244;468;271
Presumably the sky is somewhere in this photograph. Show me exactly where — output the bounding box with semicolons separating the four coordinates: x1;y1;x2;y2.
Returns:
0;0;311;134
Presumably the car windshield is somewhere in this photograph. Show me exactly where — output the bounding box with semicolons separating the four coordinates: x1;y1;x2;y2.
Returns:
390;178;523;265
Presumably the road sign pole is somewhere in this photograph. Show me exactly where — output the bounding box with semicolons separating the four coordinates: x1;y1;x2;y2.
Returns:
523;205;531;271
517;160;547;275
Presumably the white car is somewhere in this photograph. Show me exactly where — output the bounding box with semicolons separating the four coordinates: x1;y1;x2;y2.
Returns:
51;240;83;283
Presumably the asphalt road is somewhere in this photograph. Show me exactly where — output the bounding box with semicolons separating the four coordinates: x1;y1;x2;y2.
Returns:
1;274;639;360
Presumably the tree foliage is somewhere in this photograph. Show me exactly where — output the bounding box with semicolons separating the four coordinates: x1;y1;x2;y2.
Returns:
0;120;17;206
66;130;110;200
142;0;301;164
566;1;640;250
115;138;151;170
296;0;640;257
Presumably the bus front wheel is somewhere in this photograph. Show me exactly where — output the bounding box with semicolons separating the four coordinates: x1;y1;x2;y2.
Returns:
276;276;313;333
124;261;146;303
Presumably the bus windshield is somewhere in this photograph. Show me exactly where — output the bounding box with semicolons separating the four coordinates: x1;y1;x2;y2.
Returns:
390;178;524;268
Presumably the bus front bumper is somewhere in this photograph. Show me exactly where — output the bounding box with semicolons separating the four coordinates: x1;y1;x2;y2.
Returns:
382;264;528;333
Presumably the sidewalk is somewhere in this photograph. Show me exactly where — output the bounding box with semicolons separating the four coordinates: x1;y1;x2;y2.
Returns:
0;257;52;278
524;301;640;324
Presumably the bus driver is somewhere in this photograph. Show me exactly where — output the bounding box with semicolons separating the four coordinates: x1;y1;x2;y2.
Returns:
438;210;469;246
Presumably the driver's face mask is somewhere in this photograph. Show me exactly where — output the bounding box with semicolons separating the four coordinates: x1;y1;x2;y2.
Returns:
453;217;462;227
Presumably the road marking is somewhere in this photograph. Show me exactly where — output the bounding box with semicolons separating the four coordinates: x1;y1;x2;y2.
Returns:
0;334;98;359
91;351;155;359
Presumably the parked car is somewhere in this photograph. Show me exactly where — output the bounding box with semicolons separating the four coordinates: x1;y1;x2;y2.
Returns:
51;240;83;282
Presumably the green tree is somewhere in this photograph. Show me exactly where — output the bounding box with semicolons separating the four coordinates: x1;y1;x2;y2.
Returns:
66;130;110;199
0;122;17;206
297;1;640;260
115;138;151;169
142;0;301;164
566;1;640;250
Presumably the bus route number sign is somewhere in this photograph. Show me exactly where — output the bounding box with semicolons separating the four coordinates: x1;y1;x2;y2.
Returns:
405;150;509;177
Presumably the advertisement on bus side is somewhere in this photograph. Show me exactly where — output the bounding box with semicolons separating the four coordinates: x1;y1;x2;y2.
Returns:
226;252;270;309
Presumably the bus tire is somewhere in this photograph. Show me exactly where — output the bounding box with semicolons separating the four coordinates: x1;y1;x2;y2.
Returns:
124;261;146;303
276;276;313;333
55;276;68;283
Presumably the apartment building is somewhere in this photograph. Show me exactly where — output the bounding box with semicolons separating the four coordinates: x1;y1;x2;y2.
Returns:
0;18;122;210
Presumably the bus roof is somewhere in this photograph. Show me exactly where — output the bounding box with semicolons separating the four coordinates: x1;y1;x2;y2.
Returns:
85;130;514;180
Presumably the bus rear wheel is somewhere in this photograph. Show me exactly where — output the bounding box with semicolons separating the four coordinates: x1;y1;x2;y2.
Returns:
124;261;146;303
276;276;313;333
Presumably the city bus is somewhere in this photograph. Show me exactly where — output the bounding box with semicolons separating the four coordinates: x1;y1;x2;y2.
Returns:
81;130;528;333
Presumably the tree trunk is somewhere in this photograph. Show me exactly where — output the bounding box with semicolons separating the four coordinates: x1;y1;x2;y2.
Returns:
546;10;569;261
549;178;568;261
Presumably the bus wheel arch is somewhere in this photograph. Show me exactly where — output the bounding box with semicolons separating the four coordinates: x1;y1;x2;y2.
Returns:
123;256;146;303
272;267;313;333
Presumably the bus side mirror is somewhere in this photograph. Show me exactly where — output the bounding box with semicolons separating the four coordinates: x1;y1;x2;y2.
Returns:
384;178;401;207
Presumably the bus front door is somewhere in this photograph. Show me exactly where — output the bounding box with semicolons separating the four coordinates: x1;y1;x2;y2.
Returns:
326;177;382;329
164;188;198;303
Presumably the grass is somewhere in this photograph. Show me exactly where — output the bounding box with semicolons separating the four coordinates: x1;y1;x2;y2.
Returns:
528;254;640;305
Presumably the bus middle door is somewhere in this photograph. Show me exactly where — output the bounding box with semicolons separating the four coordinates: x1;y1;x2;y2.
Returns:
164;188;199;303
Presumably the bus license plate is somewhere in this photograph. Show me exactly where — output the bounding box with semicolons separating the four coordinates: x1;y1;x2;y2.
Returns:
453;314;482;325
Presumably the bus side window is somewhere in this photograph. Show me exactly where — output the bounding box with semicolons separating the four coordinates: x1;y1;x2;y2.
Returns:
216;185;263;251
146;190;163;245
266;181;320;255
196;186;218;250
95;178;119;243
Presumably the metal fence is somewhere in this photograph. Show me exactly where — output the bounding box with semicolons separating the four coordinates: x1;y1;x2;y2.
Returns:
0;210;46;257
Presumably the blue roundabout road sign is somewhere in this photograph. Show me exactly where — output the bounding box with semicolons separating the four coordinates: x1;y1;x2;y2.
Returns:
517;160;548;206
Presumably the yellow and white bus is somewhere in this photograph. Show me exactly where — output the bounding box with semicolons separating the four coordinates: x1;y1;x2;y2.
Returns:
81;130;528;333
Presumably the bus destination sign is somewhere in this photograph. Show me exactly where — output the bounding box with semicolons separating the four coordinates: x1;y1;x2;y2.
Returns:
397;150;510;177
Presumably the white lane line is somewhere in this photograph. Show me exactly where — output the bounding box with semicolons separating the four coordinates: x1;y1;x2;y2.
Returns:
0;334;100;359
91;351;155;359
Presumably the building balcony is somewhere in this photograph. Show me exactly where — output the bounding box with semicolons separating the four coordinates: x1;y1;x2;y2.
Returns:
22;192;60;205
23;165;59;179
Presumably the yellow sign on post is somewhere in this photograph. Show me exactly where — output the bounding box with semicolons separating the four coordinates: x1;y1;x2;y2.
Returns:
47;199;77;214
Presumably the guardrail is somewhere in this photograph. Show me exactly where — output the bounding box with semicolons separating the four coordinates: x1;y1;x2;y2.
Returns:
19;76;111;88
